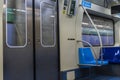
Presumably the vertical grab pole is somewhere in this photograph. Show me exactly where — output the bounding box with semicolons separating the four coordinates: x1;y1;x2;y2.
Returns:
79;4;103;64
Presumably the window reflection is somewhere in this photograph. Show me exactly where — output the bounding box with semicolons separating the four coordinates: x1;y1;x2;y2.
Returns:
40;2;56;47
6;0;27;47
82;14;114;46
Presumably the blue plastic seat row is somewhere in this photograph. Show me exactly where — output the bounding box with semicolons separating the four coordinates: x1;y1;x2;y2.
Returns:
78;48;108;66
102;47;120;64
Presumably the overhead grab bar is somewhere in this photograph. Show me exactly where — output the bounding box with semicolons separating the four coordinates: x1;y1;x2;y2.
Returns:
79;4;103;64
77;40;98;65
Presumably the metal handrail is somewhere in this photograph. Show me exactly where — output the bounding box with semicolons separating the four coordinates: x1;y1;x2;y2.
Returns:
79;4;103;64
77;40;98;65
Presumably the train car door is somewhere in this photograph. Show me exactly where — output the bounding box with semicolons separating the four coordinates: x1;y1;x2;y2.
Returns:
4;0;59;80
35;0;59;80
3;0;34;80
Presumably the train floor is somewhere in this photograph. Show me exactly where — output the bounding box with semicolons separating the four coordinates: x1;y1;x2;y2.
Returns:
79;65;120;80
94;75;120;80
79;75;120;80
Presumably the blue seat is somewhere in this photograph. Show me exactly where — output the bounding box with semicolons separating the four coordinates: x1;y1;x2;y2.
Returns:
78;48;108;66
102;47;120;63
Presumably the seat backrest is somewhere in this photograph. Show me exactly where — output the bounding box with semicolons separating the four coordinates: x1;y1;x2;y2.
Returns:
78;48;94;64
102;47;120;63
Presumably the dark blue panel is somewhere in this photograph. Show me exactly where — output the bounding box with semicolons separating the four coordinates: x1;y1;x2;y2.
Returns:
102;47;120;63
61;72;67;80
74;69;81;79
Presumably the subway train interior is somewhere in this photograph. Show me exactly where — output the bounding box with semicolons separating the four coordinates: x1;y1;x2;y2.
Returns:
1;0;120;80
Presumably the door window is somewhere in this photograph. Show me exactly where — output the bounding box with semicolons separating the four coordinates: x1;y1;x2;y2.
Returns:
40;2;56;47
6;0;27;48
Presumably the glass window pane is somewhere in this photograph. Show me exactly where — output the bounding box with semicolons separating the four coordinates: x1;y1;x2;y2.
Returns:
40;2;56;47
82;14;114;46
6;0;27;47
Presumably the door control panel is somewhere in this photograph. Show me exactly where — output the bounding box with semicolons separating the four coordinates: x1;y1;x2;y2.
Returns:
67;0;76;16
63;0;76;16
